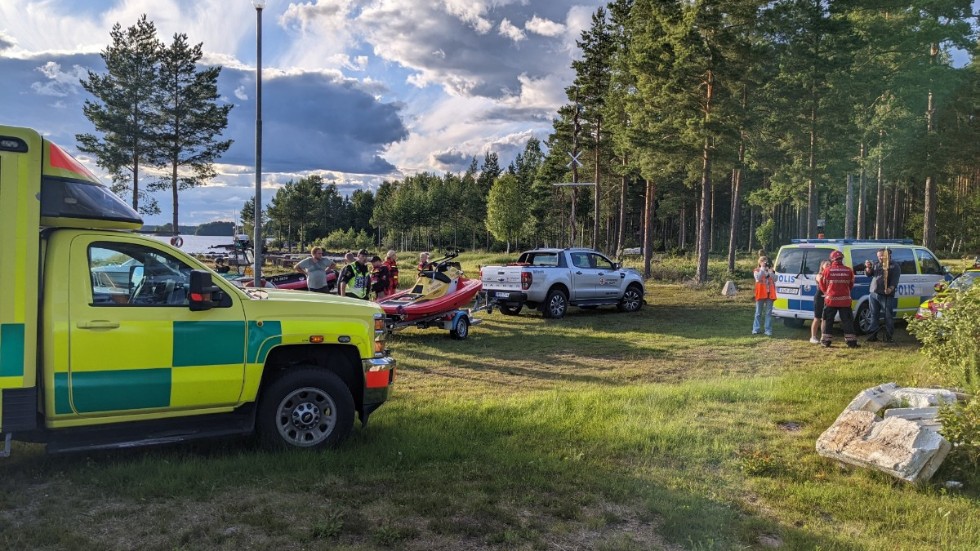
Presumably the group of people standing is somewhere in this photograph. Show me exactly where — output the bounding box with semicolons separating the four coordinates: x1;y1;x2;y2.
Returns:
753;248;899;347
294;247;400;301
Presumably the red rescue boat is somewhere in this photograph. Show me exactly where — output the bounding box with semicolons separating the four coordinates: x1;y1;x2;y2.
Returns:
378;261;482;321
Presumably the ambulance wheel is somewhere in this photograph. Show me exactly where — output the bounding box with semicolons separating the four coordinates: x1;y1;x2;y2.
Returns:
498;303;523;316
617;284;644;312
257;368;354;451
451;316;470;340
541;289;568;319
855;303;872;335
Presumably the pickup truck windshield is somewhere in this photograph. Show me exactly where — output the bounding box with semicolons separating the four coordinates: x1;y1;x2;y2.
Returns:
41;176;142;224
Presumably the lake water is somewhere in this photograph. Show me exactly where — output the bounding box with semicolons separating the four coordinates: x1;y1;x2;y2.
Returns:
148;234;236;254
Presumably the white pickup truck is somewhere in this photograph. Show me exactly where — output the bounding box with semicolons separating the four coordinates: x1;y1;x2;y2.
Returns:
480;248;645;319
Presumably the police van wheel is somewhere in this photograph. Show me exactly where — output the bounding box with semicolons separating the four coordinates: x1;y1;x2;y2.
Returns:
782;318;804;329
855;303;872;335
257;368;354;451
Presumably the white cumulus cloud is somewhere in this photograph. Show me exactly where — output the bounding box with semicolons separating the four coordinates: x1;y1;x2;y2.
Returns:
525;15;566;37
499;19;526;42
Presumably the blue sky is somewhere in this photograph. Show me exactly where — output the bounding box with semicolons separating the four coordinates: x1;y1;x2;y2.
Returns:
0;0;606;225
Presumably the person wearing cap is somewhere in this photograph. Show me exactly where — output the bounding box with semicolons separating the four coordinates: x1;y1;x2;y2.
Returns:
863;248;900;343
339;249;371;299
294;246;334;293
752;255;777;336
818;250;859;348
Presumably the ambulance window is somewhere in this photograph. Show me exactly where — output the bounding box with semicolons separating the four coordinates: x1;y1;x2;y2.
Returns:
774;249;804;274
88;242;192;306
41;177;141;224
850;249;878;273
891;248;917;275
915;249;942;275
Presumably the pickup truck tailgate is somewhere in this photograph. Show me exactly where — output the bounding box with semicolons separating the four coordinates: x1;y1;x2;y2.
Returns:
481;267;524;293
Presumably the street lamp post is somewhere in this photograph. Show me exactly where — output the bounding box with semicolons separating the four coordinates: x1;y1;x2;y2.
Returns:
252;0;264;287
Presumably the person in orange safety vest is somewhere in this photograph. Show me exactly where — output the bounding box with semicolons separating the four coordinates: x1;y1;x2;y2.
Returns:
752;255;777;336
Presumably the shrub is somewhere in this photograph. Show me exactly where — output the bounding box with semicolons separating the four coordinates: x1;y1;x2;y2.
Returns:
908;283;980;466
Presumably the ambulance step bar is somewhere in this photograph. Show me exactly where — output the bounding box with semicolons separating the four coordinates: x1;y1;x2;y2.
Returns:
44;409;255;455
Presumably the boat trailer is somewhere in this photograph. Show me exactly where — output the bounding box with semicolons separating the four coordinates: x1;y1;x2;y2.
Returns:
384;290;497;340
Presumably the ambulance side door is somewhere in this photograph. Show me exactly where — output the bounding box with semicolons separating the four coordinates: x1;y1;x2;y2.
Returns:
63;236;246;419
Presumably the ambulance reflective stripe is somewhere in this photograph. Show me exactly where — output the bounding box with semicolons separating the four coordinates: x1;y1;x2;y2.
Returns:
0;323;25;377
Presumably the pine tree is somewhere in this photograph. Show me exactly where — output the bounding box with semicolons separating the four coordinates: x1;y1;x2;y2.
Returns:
151;32;232;232
77;15;163;215
569;8;614;250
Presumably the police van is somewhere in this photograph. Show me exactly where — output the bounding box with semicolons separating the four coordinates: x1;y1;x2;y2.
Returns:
771;239;948;333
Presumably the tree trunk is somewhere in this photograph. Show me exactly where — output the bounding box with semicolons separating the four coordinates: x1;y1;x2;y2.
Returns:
807;102;818;238
857;142;867;239
172;159;179;233
592;119;601;250
845;173;854;239
617;156;627;255
643;179;656;278
875;131;885;239
694;70;713;284
727;166;742;273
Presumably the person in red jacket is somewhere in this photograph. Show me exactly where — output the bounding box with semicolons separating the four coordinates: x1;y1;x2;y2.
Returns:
752;255;777;336
383;249;399;295
818;250;859;348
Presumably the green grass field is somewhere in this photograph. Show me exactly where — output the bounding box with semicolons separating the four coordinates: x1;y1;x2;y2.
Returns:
2;255;978;550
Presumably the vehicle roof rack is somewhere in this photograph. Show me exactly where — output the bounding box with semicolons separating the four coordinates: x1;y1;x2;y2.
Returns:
789;238;914;245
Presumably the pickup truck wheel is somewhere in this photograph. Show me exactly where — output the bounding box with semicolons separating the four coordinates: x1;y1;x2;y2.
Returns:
451;316;470;340
257;368;354;451
617;284;644;312
542;289;568;319
498;303;523;316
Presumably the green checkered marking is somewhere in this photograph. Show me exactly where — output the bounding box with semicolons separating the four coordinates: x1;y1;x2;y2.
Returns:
54;369;171;414
248;321;282;363
0;323;25;377
172;321;246;367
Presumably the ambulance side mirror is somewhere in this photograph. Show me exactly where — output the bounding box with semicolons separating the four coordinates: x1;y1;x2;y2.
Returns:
189;270;221;311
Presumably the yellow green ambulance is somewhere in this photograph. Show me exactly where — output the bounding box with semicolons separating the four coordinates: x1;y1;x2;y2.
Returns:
771;239;949;334
0;124;395;456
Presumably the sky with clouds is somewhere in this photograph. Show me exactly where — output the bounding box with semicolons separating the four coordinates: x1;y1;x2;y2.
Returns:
0;0;606;226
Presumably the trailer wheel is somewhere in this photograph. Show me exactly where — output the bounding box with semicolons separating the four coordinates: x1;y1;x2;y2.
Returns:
451;316;470;340
257;367;354;451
